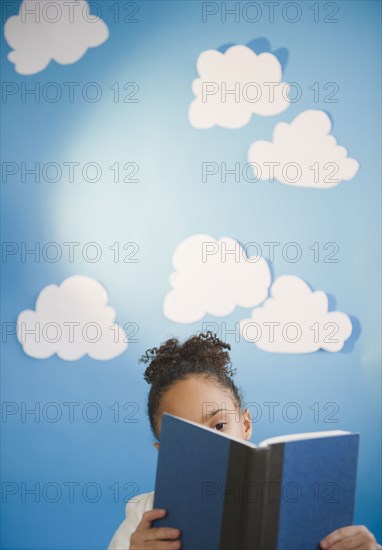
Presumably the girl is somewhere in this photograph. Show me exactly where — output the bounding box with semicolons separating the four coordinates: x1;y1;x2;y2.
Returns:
108;332;380;550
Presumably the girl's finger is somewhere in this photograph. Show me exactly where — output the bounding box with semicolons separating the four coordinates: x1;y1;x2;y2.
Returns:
131;540;180;550
321;526;364;548
328;533;370;550
136;508;167;530
144;527;181;542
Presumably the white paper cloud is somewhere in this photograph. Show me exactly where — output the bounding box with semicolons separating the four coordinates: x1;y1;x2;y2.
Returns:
239;275;352;353
247;110;359;188
4;0;109;75
188;45;290;129
17;275;127;361
163;234;271;323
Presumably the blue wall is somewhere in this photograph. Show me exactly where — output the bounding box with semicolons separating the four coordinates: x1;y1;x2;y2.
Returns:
1;1;381;548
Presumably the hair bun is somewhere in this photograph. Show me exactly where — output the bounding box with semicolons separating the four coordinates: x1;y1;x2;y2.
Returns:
139;332;234;385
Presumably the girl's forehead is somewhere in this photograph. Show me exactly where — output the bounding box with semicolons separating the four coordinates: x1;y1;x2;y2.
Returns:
164;374;231;398
158;376;237;423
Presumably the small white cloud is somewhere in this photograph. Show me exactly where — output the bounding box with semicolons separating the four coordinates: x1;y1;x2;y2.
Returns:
247;109;359;188
4;0;109;75
163;234;271;323
17;275;127;361
239;275;352;353
188;45;290;129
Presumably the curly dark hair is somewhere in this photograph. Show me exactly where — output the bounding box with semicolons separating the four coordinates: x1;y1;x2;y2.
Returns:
139;331;245;440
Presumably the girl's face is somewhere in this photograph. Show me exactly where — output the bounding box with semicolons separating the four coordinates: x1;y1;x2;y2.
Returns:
153;375;252;451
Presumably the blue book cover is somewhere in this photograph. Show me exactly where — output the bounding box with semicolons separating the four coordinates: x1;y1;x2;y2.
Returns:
263;433;359;550
153;413;359;550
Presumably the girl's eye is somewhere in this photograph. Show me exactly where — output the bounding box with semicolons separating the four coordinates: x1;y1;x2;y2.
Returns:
214;422;227;431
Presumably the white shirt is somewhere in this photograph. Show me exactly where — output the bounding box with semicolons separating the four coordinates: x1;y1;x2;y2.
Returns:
108;491;155;550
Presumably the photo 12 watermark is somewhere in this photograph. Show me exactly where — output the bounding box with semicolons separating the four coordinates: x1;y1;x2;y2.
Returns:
201;2;340;24
199;81;339;105
202;161;341;186
1;1;140;25
1;241;140;263
200;240;339;264
1;480;141;503
201;480;341;504
1;160;140;185
1;81;140;104
201;400;340;425
2;161;140;184
1;401;142;424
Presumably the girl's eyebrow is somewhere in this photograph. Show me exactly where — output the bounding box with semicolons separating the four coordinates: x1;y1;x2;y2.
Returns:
202;408;224;422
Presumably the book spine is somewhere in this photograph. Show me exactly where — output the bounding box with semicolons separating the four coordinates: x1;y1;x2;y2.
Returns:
259;443;284;550
239;446;271;550
220;441;250;550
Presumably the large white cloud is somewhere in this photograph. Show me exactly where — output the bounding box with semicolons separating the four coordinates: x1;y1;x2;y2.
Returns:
163;234;271;323
239;275;352;353
247;110;359;188
4;0;109;75
17;275;127;361
188;45;290;129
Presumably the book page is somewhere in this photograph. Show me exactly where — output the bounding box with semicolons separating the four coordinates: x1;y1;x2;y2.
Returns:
258;430;352;447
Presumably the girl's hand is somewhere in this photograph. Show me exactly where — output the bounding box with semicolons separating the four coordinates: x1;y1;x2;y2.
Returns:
130;508;181;549
320;525;382;550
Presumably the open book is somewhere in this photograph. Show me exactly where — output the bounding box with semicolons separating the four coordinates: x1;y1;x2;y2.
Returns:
153;412;359;550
